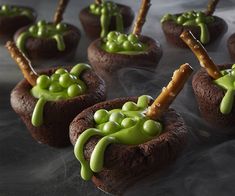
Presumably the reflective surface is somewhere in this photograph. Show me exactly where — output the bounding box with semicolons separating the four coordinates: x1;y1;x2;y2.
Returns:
1;0;235;195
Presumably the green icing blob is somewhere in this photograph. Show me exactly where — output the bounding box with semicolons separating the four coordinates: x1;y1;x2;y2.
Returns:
102;31;147;54
89;1;124;38
214;64;235;114
30;64;91;127
0;4;34;18
74;95;163;180
16;20;68;53
161;10;215;44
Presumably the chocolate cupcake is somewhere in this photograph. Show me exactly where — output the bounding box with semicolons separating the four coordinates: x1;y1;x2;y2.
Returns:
0;4;36;42
79;1;134;40
13;0;81;62
161;0;227;48
181;30;235;130
88;0;162;83
227;33;235;61
70;63;193;194
7;41;106;147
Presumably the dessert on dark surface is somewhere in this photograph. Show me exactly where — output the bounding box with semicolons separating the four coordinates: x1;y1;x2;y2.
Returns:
70;63;193;194
13;0;80;61
88;0;162;83
7;41;106;147
181;30;235;129
161;0;227;48
79;0;134;40
227;33;235;61
0;4;36;41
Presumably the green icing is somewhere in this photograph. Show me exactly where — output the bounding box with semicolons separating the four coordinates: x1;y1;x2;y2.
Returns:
74;95;163;180
0;4;34;18
89;1;124;38
30;64;91;127
161;10;215;44
214;64;235;114
101;31;147;54
16;20;68;53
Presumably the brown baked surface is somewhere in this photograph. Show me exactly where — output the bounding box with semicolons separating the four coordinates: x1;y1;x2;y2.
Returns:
227;33;235;61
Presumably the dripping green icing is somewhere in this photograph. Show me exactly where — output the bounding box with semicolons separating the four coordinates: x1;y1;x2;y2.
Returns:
161;10;215;44
30;64;91;127
214;64;235;114
74;95;163;180
101;31;147;54
0;4;34;18
16;20;68;53
89;1;124;38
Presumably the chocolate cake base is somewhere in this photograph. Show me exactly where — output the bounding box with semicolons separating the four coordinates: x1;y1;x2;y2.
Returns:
79;4;134;40
0;5;36;43
227;33;235;61
11;67;106;147
162;15;227;48
87;36;162;84
70;97;188;194
14;23;80;61
192;64;235;130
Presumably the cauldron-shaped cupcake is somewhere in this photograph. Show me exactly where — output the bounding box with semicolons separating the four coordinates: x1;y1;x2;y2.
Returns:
0;4;36;42
227;33;235;61
14;0;80;61
88;0;162;83
79;0;134;40
7;41;106;147
161;0;227;47
181;30;235;129
70;63;193;194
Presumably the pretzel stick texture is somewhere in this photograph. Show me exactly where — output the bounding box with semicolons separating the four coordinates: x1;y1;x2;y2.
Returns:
180;30;221;79
95;0;102;4
5;41;38;86
54;0;69;24
205;0;220;16
146;63;193;120
132;0;151;35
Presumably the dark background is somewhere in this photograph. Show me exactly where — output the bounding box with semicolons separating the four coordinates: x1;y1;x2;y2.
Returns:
1;0;235;195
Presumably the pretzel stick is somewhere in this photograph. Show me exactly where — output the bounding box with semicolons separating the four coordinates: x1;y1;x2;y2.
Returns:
53;0;69;24
5;41;38;86
132;0;151;35
180;30;221;79
95;0;102;4
146;63;193;120
205;0;220;16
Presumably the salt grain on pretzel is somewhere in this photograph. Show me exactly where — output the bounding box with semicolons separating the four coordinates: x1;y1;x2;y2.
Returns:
5;41;38;86
54;0;69;24
180;30;221;79
132;0;151;35
146;63;193;120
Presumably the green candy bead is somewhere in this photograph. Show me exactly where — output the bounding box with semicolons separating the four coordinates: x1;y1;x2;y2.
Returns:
59;73;73;88
94;7;101;15
29;25;37;34
70;63;91;76
90;3;97;11
37;20;46;27
231;70;235;77
123;40;133;51
122;101;139;111
121;118;136;128
117;34;128;44
37;26;48;37
177;16;186;24
102;121;120;135
67;84;82;97
94;109;109;124
1;5;9;12
108;42;120;52
195;15;205;24
143;120;162;137
232;64;235;69
107;31;119;41
56;23;67;32
36;75;51;89
55;68;68;75
128;34;139;43
49;82;63;92
109;112;125;125
50;73;60;81
133;43;143;51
